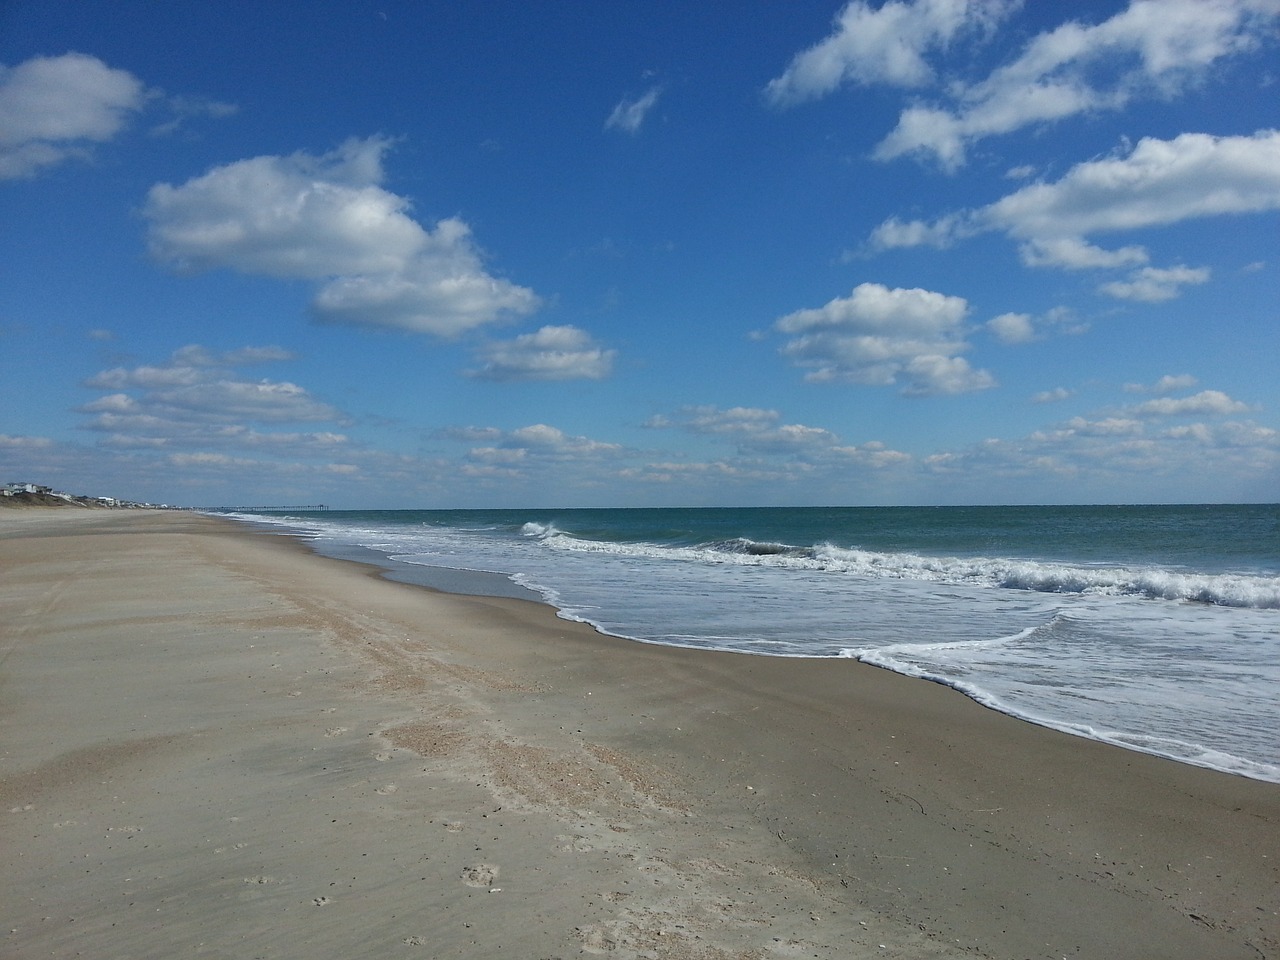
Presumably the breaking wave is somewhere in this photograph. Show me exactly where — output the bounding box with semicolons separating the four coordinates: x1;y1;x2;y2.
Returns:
531;529;1280;609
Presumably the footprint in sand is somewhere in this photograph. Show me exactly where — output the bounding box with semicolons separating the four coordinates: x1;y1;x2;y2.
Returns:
443;821;465;833
557;835;595;853
324;727;348;738
459;864;499;887
375;783;398;795
374;752;392;761
575;924;617;954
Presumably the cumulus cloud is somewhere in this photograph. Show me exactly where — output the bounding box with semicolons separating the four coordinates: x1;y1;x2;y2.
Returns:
1128;389;1251;417
984;131;1280;243
871;0;1280;169
605;85;663;133
79;345;348;451
0;52;145;179
876;131;1280;251
987;312;1035;344
467;325;616;381
764;0;1018;107
925;411;1279;501
647;406;784;435
453;423;625;480
865;213;963;251
869;130;1280;297
1098;264;1211;301
1018;237;1150;270
649;406;837;452
648;405;910;465
144;137;539;337
773;282;994;394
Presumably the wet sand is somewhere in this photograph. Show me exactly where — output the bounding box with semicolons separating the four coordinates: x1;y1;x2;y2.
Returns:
2;510;1276;959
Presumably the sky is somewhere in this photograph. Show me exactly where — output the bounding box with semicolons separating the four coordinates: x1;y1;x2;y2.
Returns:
2;0;1278;508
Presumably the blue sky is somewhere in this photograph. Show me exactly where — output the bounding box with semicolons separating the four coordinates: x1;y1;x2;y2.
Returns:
2;0;1278;508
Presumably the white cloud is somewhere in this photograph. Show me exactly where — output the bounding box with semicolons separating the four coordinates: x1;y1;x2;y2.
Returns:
1128;389;1251;417
149;94;238;137
148;379;340;424
833;440;914;467
144;137;539;337
168;452;258;469
1018;237;1149;270
467;325;616;381
605;85;663;133
764;0;1018;107
0;433;54;449
1124;374;1199;394
1032;387;1073;403
649;405;911;464
869;130;1280;297
1098;264;1211;301
1063;416;1145;437
455;424;625;479
669;407;837;451
0;52;145;179
922;413;1280;502
79;346;348;449
987;311;1035;344
651;406;784;436
774;282;994;394
873;0;1280;168
866;214;962;251
983;131;1280;241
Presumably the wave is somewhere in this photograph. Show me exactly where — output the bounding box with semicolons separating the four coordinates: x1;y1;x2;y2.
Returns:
534;529;1280;609
853;640;1280;784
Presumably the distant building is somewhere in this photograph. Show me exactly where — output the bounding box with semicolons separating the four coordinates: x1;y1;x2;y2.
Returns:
3;482;49;496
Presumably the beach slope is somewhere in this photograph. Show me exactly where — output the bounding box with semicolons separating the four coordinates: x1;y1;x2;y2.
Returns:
1;511;1276;959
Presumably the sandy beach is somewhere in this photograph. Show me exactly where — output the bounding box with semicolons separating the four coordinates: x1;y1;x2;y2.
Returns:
1;510;1276;959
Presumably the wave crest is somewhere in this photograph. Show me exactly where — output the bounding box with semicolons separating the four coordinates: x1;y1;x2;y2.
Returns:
536;530;1279;609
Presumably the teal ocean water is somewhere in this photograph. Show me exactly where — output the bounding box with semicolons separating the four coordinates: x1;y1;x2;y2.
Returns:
226;504;1280;782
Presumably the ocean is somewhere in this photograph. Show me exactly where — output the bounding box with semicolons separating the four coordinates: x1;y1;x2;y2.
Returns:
222;504;1280;783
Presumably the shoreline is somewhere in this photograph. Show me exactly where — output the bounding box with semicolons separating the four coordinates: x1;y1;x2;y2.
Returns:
237;509;1280;785
2;510;1277;959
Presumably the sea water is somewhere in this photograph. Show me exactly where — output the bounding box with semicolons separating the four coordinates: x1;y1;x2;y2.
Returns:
223;505;1280;783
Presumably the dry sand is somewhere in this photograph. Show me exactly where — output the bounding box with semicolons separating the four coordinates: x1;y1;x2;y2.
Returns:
1;510;1276;959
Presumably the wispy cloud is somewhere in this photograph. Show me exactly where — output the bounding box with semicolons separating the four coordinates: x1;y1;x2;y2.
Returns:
764;0;1018;107
874;0;1279;169
768;1;1279;170
605;85;663;134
